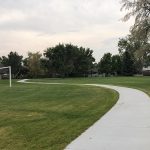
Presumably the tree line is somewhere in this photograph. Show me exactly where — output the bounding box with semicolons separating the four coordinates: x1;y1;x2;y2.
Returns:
0;41;149;78
0;44;95;78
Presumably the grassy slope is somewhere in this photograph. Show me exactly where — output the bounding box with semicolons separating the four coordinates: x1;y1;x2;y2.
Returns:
31;76;150;96
0;80;118;150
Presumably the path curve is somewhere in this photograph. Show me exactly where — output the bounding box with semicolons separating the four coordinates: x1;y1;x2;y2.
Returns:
18;79;150;150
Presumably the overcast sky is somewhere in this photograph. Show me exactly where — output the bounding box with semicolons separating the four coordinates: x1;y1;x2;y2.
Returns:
0;0;134;61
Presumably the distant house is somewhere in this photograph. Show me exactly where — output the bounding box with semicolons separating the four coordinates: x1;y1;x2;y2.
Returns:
0;64;8;79
88;68;99;77
143;66;150;76
0;64;3;79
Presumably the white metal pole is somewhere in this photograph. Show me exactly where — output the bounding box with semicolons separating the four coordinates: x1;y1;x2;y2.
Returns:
9;66;12;87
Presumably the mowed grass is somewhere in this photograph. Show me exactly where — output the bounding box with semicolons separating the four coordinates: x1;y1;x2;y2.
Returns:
0;80;118;150
31;76;150;96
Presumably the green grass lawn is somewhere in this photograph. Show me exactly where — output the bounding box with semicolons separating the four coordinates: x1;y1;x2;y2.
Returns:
0;76;149;150
31;76;150;96
0;80;118;150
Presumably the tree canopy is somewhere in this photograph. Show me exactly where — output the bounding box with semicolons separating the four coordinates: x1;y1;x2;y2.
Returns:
0;52;23;77
121;0;150;41
44;44;95;77
98;53;112;76
26;52;42;77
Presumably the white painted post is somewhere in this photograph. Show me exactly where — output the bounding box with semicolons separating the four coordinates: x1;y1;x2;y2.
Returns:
9;66;12;87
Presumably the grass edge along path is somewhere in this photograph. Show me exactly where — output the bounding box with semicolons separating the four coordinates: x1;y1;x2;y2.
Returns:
29;76;150;97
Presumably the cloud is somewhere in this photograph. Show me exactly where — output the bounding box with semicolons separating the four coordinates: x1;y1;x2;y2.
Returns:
0;0;134;60
0;0;125;33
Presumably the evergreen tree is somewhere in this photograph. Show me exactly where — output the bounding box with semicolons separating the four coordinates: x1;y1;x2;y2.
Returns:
122;51;135;76
98;53;112;76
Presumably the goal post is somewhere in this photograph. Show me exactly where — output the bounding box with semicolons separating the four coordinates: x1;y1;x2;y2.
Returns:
0;66;12;87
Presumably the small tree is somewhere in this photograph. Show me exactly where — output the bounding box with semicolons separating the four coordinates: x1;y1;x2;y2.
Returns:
122;51;135;76
27;52;42;77
0;52;23;78
98;53;112;76
111;55;122;75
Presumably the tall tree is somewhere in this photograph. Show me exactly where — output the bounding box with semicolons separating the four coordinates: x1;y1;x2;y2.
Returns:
112;55;122;75
0;52;23;78
121;0;150;41
98;53;112;76
27;52;42;77
118;36;149;72
44;44;74;77
122;50;135;75
44;44;95;77
75;47;95;76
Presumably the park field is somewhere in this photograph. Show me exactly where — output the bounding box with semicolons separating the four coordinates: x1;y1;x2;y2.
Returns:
0;79;118;150
0;76;149;150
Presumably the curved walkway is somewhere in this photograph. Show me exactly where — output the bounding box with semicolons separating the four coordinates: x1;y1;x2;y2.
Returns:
18;80;150;150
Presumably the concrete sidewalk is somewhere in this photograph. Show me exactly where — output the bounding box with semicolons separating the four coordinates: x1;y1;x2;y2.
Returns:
65;84;150;150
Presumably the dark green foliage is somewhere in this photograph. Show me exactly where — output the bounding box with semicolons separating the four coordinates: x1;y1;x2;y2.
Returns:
26;52;42;78
98;53;112;76
44;44;95;77
0;44;95;78
0;52;23;78
111;55;122;75
98;51;136;76
122;51;135;76
98;53;123;76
